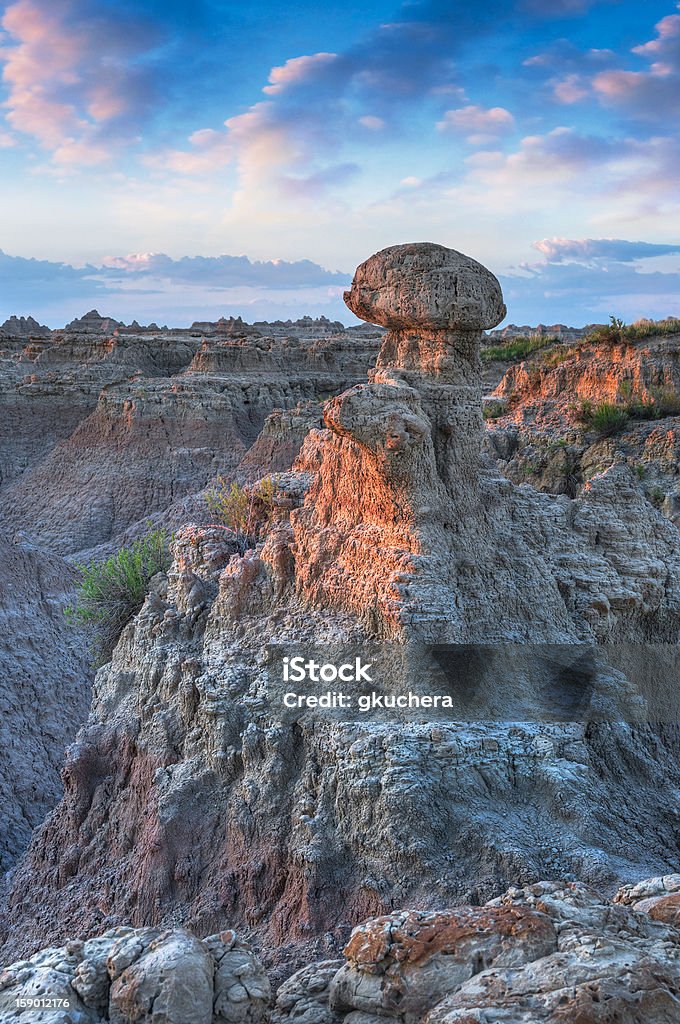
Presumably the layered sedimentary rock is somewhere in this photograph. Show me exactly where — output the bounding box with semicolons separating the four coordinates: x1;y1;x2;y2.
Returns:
0;536;90;872
492;330;680;433
0;317;379;553
5;243;680;975
486;328;680;513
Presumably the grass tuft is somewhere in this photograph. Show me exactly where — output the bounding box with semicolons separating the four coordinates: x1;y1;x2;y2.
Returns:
66;527;171;664
481;335;557;363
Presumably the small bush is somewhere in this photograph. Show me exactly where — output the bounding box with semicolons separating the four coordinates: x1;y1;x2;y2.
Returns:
538;345;578;369
483;400;507;420
206;476;277;548
481;335;556;363
66;528;170;663
615;384;680;421
628;386;680;420
575;400;630;437
588;315;626;346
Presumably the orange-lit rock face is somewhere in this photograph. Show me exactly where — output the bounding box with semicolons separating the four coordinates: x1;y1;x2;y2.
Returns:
290;244;507;634
492;335;680;433
342;906;556;970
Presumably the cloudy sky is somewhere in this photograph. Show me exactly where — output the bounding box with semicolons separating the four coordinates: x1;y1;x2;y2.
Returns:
0;0;678;326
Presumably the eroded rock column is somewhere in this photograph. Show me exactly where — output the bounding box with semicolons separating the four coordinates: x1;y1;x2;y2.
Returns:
291;242;506;634
341;242;506;491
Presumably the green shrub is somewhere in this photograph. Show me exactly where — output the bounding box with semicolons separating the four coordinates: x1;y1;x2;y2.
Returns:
628;386;680;419
615;384;680;420
588;315;626;346
66;528;171;664
585;314;680;346
575;400;630;437
206;476;277;547
483;400;507;420
481;335;556;363
538;345;578;368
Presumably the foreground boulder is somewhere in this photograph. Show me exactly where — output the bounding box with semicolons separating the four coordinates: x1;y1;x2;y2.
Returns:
275;879;680;1024
0;926;269;1023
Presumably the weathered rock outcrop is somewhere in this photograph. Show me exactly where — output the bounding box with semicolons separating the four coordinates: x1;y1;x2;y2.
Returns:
4;245;680;981
485;328;680;515
271;879;680;1023
294;244;680;641
6;879;677;1023
0;925;269;1023
0;537;90;872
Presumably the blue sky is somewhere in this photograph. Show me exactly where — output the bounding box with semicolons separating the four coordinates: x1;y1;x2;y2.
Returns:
0;0;679;326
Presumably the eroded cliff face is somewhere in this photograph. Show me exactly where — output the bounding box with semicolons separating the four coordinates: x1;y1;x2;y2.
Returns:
0;537;90;873
486;330;680;516
0;315;378;884
4;244;680;978
0;314;379;554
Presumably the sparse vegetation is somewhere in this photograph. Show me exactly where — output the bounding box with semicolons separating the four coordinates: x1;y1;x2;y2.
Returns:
626;386;680;420
481;335;557;363
66;527;171;664
574;382;680;437
588;315;626;346
538;345;579;368
575;400;630;437
483;400;507;420
623;317;680;341
588;315;680;347
205;475;277;548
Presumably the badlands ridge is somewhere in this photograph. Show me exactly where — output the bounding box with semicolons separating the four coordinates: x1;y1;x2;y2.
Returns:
1;243;680;1021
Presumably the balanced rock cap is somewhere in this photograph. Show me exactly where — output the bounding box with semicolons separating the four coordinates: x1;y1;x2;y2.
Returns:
344;242;506;332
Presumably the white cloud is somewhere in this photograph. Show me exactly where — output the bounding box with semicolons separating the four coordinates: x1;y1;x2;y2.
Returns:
437;104;515;144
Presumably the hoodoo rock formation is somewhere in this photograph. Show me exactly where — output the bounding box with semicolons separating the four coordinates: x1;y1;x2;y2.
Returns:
3;245;680;1002
295;243;680;641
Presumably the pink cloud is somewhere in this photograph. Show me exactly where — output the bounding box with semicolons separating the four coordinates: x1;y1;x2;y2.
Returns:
586;8;680;118
358;115;385;130
437;104;515;146
263;52;338;95
632;12;680;57
553;74;589;103
145;128;233;176
0;0;157;166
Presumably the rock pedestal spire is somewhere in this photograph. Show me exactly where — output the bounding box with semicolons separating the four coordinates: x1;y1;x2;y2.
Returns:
292;243;507;634
338;242;506;493
292;241;680;642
